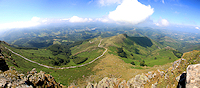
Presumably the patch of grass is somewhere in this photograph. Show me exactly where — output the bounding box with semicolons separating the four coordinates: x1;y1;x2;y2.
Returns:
71;39;99;55
76;47;105;64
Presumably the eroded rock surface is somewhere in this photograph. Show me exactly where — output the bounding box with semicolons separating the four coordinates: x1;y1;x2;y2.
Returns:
0;68;62;88
186;64;200;88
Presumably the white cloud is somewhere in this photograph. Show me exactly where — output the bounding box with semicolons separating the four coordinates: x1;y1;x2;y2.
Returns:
155;19;169;26
99;0;123;6
62;18;69;21
42;19;48;23
0;17;41;30
162;0;164;4
31;17;40;22
108;0;154;24
96;18;110;22
195;27;199;30
68;16;93;23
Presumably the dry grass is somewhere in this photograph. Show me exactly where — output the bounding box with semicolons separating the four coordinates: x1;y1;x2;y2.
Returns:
90;53;173;82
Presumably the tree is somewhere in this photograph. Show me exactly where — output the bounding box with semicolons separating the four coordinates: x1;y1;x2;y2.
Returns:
135;48;139;54
131;61;135;65
131;53;133;56
117;48;127;58
140;60;147;66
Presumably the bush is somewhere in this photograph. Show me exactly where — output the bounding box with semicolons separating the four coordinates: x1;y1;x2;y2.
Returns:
72;56;88;64
140;60;147;66
48;44;71;56
131;61;135;65
51;57;70;66
173;50;183;58
117;48;127;58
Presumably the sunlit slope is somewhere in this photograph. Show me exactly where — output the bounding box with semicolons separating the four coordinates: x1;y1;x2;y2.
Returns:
100;34;182;67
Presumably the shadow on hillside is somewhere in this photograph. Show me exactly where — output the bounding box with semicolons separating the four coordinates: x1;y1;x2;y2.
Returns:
127;37;153;47
177;73;186;88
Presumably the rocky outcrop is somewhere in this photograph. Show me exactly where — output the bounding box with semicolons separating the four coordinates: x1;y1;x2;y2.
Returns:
85;71;164;88
26;68;62;88
0;47;62;88
0;68;62;88
84;50;200;88
0;67;32;88
186;64;200;88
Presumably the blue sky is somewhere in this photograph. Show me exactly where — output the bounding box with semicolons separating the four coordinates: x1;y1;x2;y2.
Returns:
0;0;200;30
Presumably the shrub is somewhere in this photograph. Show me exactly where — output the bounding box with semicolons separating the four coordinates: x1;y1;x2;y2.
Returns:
117;48;127;58
131;61;135;65
72;56;88;64
140;60;147;66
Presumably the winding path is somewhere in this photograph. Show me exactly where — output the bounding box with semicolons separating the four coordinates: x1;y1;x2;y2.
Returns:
4;39;107;69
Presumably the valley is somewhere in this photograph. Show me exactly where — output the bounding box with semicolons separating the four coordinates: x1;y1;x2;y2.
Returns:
2;39;107;69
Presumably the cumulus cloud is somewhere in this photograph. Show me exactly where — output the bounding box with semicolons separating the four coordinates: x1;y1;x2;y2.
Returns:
155;19;169;26
195;27;199;30
68;16;93;23
108;0;154;24
99;0;123;6
0;17;41;30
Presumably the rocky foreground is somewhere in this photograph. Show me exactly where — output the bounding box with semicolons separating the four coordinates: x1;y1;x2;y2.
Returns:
85;63;200;88
0;67;62;88
0;49;62;88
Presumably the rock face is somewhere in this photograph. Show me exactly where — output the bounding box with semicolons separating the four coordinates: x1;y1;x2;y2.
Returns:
0;68;62;88
86;73;155;88
26;68;62;88
186;64;200;88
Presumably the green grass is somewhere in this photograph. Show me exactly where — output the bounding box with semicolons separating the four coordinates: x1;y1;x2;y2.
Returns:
1;43;99;86
105;34;180;67
76;47;105;64
71;39;99;55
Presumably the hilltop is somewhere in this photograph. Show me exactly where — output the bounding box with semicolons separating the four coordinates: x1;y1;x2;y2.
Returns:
99;34;182;67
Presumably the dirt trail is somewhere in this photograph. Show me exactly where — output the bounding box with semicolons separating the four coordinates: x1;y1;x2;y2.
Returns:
4;39;107;69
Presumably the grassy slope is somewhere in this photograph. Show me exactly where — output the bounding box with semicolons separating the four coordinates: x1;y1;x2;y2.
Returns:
5;38;104;67
0;41;103;86
101;34;180;67
144;50;200;88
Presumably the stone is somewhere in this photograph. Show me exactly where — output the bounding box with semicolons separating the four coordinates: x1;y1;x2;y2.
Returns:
151;82;157;88
186;64;200;88
0;77;8;87
86;82;94;88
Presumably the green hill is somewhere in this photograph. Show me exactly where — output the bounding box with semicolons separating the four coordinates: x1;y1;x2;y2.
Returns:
100;34;182;67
